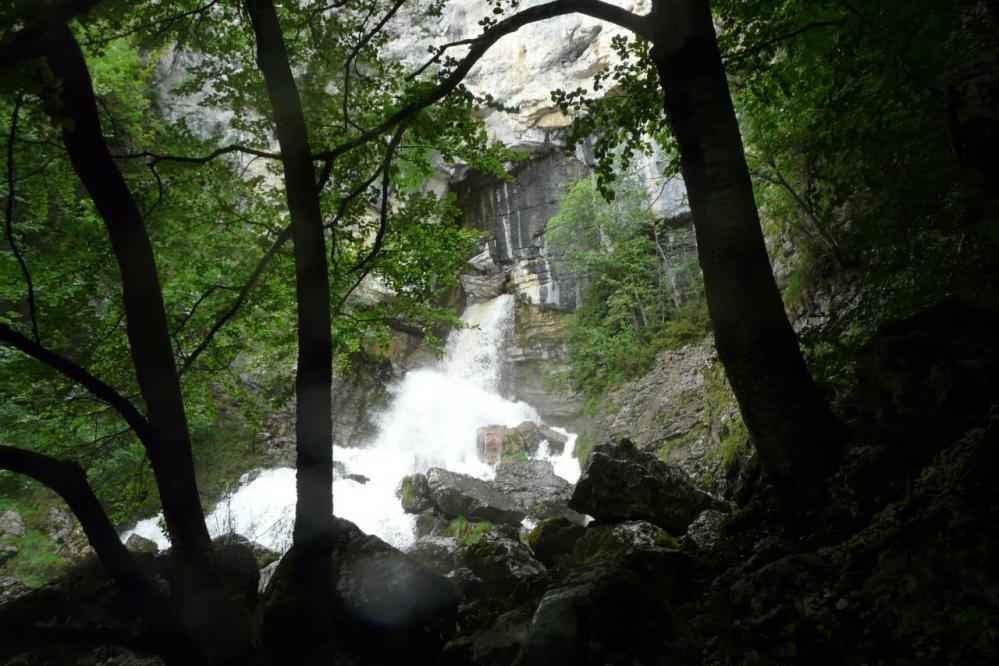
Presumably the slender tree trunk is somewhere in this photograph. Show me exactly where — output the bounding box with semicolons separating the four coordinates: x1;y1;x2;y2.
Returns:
648;0;846;514
43;25;212;559
245;0;334;580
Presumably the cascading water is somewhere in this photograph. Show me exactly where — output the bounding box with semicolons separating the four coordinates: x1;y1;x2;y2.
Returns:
125;295;580;553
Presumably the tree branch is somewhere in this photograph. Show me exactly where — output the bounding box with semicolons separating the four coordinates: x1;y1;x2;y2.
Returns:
0;322;155;445
113;144;280;166
0;445;195;664
3;93;40;343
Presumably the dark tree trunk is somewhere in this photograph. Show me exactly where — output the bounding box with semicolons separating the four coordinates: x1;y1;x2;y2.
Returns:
43;26;213;559
648;0;846;514
245;0;335;580
0;446;197;666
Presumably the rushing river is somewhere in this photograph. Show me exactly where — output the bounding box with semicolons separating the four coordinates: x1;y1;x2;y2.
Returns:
124;295;580;552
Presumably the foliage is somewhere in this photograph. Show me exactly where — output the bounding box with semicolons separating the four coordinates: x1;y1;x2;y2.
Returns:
0;0;509;564
547;175;709;404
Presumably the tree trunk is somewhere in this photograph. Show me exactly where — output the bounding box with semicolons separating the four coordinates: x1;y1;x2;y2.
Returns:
0;447;197;666
648;0;846;514
43;25;212;560
245;0;335;579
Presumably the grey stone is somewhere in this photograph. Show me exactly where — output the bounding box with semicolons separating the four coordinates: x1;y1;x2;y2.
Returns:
492;459;578;522
0;545;18;566
399;473;434;514
526;517;585;568
406;536;460;576
688;509;727;550
459;526;546;598
426;467;526;526
570;438;727;535
124;533;159;554
0;508;25;538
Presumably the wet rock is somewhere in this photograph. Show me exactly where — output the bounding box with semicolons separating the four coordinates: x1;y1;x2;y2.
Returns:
570;438;727;535
475;425;526;464
514;562;681;665
344;473;369;485
399;473;434;514
512;421;569;456
526;517;585;568
213;532;280;568
492;459;579;522
0;508;25;538
414;509;449;538
406;536;460;576
258;559;279;595
563;521;681;569
0;545;18;566
426;467;526;526
459;526;546;599
460;249;507;301
442;606;532;666
261;518;459;664
124;533;159;555
688;509;727;550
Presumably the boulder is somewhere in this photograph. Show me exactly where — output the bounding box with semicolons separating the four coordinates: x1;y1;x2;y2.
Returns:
460;249;507;301
526;517;585;568
514;562;681;665
687;509;727;550
0;508;25;538
513;421;569;456
426;467;526;526
459;526;546;599
406;536;460;576
475;425;527;464
261;518;459;664
492;459;579;522
569;438;727;535
399;473;434;514
563;521;681;569
124;533;159;554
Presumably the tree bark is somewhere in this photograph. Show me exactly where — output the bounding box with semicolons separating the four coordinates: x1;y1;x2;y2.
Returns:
648;0;846;513
42;25;213;559
245;0;334;579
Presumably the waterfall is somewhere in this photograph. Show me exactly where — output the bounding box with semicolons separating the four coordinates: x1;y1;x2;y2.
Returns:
124;295;580;553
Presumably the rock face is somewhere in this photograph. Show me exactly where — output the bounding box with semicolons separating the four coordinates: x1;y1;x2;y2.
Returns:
580;337;742;491
570;439;726;535
425;468;526;526
492;460;579;523
0;509;25;538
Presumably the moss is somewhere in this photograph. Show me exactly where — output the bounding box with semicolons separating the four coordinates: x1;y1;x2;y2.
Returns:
574;434;596;465
564;523;681;568
449;516;494;545
502;432;527;456
501;451;529;463
0;531;67;588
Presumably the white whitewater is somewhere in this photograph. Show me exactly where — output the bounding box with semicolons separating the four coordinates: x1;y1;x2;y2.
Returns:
125;295;580;552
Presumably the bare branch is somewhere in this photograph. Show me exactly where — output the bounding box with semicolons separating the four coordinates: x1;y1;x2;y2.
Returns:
113;144;280;166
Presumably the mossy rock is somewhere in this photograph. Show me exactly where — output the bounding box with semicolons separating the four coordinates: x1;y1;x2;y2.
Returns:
526;517;586;567
562;521;682;569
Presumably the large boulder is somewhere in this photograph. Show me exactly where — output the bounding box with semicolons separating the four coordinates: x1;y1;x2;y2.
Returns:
526;518;585;568
261;517;459;664
426;467;526;526
459;526;546;599
124;533;159;555
562;521;682;569
0;509;25;538
492;459;580;522
570;438;727;535
406;536;460;576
